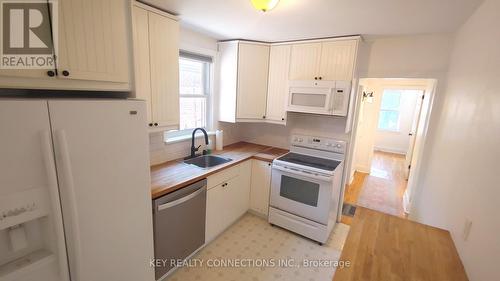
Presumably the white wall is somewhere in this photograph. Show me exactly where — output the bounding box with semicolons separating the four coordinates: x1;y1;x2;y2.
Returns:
358;33;454;79
410;0;500;280
374;90;419;154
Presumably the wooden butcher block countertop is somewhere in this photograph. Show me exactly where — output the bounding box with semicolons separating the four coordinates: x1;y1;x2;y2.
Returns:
150;142;288;199
333;207;468;281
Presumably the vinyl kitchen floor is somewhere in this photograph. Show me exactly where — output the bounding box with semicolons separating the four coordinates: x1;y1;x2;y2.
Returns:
166;213;350;281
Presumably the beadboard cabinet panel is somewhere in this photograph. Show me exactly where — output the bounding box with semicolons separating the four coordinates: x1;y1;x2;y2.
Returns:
147;11;180;128
289;43;321;80
58;0;130;83
236;43;270;120
266;45;291;124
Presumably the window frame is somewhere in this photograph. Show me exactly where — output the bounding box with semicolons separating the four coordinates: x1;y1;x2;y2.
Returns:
377;89;403;132
166;48;215;140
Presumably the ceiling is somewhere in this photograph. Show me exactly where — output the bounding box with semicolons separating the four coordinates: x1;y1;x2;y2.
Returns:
141;0;484;42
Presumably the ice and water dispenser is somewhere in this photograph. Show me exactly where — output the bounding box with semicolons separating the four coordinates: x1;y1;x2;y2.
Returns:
0;187;68;281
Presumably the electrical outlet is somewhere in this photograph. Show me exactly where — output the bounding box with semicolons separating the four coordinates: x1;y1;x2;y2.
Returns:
462;219;473;241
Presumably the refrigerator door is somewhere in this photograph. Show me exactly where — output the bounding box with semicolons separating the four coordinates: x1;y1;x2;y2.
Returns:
0;100;70;281
48;100;155;281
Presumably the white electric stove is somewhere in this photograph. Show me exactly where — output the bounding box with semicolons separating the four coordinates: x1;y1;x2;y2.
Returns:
268;134;346;244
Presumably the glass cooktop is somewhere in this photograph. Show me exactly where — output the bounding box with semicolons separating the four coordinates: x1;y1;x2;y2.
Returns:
276;153;341;171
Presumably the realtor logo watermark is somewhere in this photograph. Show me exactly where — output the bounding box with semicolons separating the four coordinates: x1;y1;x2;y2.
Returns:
1;0;57;69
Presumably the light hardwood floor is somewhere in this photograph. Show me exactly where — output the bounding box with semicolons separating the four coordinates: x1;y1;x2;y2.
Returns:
341;151;407;224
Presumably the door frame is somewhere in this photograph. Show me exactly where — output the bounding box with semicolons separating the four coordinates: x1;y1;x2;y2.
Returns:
345;78;438;216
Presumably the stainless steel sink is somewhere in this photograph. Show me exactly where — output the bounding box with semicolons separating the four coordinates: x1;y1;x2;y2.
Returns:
184;155;232;168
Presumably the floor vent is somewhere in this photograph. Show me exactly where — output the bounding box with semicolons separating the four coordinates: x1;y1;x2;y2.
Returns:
342;203;357;217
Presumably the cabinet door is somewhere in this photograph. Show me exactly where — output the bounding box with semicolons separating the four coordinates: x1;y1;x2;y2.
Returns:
289;43;321;80
206;183;227;242
250;160;272;216
132;6;152;124
148;12;180;128
266;45;291;123
318;40;357;81
236;43;270;120
57;0;129;83
234;161;251;217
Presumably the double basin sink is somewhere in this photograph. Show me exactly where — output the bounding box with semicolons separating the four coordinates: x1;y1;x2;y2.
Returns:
184;155;232;168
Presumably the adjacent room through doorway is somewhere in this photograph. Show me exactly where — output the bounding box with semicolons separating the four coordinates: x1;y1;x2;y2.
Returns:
342;78;435;224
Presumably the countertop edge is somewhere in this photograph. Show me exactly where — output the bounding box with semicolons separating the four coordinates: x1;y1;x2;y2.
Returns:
150;142;288;200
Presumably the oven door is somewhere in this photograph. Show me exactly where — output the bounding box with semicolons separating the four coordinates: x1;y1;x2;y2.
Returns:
270;165;333;225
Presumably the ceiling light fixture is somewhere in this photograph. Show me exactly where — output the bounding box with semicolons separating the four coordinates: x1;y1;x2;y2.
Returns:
251;0;280;12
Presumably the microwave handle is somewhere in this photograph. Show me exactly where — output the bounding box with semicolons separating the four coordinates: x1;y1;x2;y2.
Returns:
272;165;333;182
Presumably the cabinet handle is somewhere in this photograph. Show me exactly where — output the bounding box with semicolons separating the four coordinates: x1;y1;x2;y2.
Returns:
268;163;271;166
148;123;153;127
319;77;323;80
47;70;56;77
281;118;285;121
62;70;70;77
314;77;318;80
154;123;159;126
262;116;266;119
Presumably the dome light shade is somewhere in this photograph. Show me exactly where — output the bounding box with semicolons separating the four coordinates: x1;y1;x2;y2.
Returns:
251;0;280;12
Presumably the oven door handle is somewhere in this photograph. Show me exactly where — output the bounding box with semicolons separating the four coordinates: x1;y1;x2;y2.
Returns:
272;165;333;182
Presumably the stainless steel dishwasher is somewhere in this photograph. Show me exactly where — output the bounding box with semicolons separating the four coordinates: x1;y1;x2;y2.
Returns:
153;179;207;280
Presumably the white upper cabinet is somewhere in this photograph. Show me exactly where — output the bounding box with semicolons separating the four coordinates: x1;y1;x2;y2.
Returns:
266;45;291;124
0;0;131;90
218;41;270;123
132;3;179;129
319;40;358;81
237;43;270;120
289;43;322;80
147;11;179;129
57;0;129;83
289;39;358;81
132;6;152;124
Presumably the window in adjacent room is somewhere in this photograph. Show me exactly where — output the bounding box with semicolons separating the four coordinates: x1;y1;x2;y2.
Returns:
178;51;212;131
378;89;402;131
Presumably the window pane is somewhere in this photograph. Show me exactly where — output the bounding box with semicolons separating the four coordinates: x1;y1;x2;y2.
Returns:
378;110;400;131
380;90;402;110
179;97;206;130
179;58;206;96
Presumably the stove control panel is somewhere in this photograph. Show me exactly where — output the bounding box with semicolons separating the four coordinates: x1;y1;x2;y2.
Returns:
291;135;346;154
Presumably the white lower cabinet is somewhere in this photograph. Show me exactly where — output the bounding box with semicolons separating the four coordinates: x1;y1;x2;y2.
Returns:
250;160;272;216
205;161;251;242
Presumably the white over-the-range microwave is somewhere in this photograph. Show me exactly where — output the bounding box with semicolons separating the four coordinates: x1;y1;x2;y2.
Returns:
287;80;351;116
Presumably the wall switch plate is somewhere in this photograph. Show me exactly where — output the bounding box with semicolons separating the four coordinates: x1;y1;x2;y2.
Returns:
462;219;472;241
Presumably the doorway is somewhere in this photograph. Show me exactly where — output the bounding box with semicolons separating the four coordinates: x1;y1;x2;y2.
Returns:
342;78;436;223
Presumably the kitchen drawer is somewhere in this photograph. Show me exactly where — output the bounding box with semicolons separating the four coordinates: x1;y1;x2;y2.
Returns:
207;164;240;189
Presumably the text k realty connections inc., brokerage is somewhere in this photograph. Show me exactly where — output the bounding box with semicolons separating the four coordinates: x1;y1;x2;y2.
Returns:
1;0;57;69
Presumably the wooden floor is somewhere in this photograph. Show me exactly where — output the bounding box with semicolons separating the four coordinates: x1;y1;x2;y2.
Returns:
334;207;469;281
342;151;407;224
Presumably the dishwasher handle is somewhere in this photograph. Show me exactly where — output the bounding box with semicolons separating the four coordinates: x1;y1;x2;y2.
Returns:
157;187;205;211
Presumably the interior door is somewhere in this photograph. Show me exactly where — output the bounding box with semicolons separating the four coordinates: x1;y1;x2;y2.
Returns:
0;100;70;281
48;100;155;281
57;0;129;82
405;92;424;179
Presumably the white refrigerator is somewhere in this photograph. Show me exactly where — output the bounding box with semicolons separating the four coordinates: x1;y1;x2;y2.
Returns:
0;99;155;281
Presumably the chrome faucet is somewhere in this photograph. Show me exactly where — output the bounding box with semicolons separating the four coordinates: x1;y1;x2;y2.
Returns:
188;128;209;159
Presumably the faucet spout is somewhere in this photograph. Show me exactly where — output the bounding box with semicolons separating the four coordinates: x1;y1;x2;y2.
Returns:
189;128;209;159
